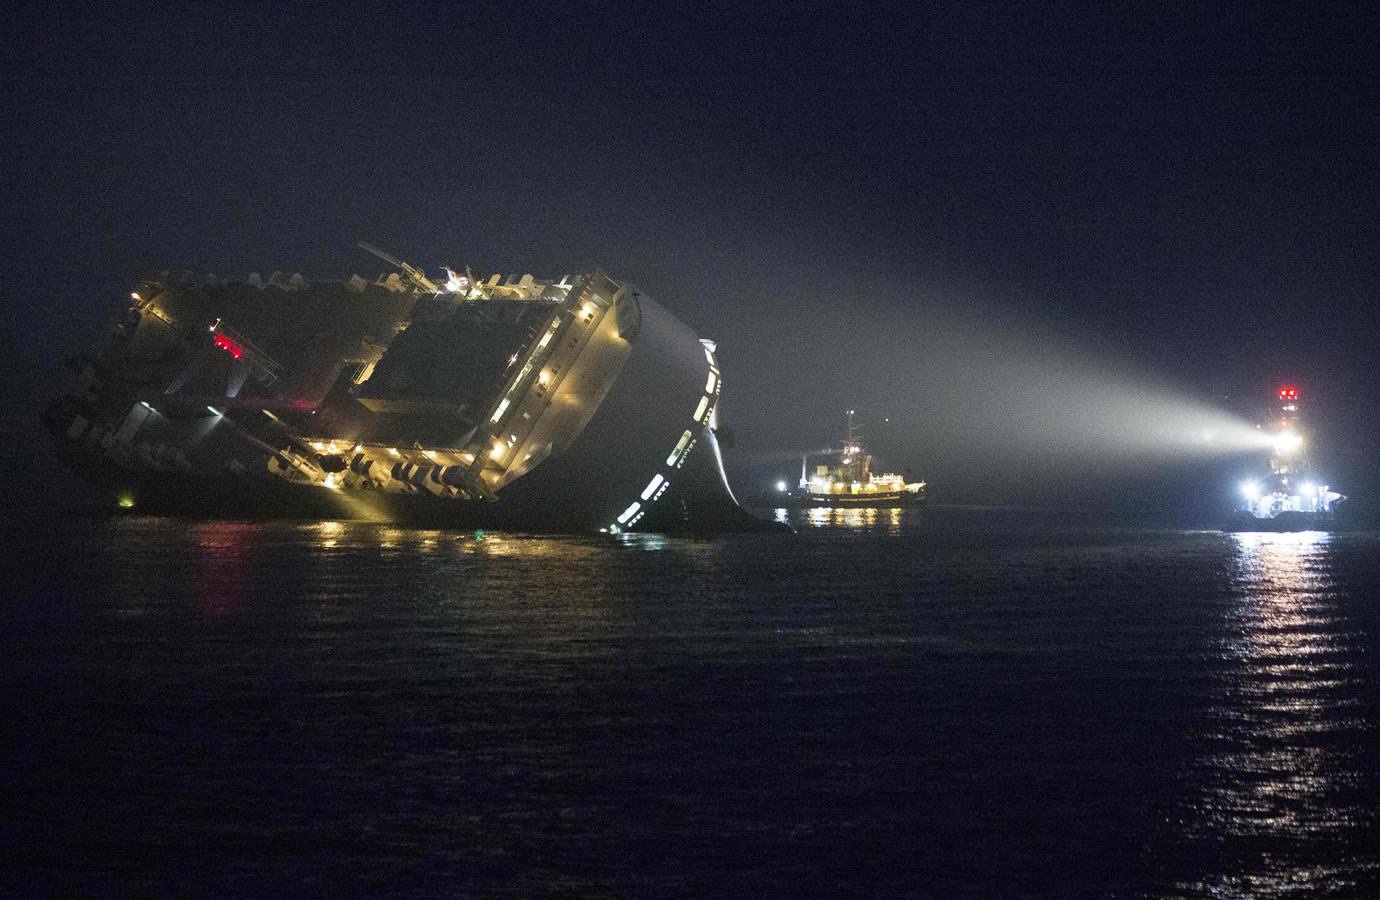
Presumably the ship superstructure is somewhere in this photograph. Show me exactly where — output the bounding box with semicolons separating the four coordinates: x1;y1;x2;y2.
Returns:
788;410;925;507
46;246;751;532
1236;386;1343;525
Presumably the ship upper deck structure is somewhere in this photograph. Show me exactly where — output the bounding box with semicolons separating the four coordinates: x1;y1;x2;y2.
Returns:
46;247;754;532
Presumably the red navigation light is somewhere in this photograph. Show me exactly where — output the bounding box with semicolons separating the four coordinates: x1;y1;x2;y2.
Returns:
213;332;244;359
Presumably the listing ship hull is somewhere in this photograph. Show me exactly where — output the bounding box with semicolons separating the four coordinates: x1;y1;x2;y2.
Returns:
45;259;760;533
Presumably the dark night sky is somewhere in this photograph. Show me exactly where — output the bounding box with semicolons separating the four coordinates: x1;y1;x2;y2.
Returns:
2;2;1377;514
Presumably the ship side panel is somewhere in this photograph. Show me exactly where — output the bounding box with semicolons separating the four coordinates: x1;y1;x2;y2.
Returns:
497;288;736;530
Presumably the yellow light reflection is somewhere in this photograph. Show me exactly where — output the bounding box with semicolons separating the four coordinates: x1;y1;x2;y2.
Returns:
804;507;883;528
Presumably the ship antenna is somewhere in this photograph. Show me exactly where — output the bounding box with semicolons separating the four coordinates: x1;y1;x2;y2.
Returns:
846;409;859;450
357;241;442;294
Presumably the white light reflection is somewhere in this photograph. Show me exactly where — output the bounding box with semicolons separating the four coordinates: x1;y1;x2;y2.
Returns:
1168;530;1372;895
784;507;904;531
616;532;670;552
315;519;345;548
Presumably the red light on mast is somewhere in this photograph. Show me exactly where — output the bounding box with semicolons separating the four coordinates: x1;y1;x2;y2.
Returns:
1278;386;1298;401
213;332;244;360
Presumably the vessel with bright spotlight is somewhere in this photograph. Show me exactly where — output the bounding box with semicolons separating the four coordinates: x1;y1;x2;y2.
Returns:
44;244;760;533
778;410;926;508
1230;386;1344;531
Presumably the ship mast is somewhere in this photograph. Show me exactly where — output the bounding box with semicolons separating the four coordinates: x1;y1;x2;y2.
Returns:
357;241;442;294
1267;386;1306;480
841;409;874;483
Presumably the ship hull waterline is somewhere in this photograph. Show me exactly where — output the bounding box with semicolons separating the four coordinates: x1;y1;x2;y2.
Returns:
48;418;770;534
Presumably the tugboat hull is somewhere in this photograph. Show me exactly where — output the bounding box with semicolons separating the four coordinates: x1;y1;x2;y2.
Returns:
1225;510;1335;533
783;491;926;509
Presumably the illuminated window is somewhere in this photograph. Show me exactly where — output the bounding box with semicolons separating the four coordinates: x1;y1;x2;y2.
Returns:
667;430;693;466
489;440;507;461
693;396;709;422
490;398;510;422
640;473;665;500
705;372;717;393
617;501;641;524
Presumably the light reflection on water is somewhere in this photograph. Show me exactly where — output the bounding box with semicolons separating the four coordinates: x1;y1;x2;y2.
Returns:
190;521;259;615
14;515;1379;894
772;506;905;530
1167;531;1378;895
616;531;671;551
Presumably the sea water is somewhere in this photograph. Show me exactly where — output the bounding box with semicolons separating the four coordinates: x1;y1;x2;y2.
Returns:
3;509;1378;894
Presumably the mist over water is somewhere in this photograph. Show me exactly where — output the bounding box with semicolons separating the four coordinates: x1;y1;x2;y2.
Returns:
735;291;1273;509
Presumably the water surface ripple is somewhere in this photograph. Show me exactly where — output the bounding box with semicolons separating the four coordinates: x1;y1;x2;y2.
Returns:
2;511;1378;895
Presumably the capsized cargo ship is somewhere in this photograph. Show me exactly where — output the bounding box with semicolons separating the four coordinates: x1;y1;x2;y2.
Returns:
1231;385;1345;530
781;410;925;507
45;244;760;532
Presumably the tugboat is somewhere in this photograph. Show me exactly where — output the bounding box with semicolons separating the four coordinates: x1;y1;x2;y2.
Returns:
1231;386;1344;530
783;410;925;508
